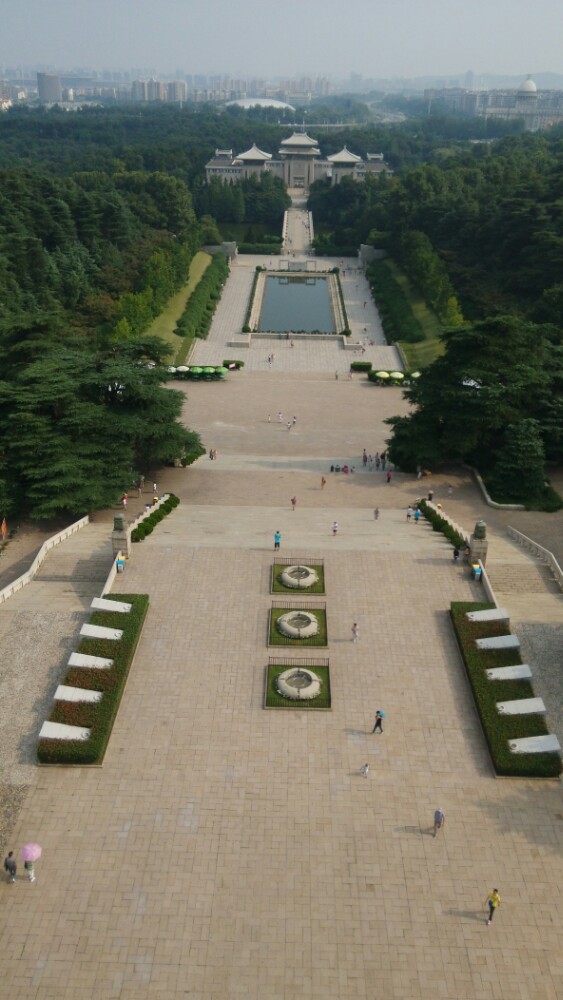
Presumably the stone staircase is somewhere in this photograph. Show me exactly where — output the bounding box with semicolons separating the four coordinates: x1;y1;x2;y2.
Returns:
0;522;114;616
485;534;562;624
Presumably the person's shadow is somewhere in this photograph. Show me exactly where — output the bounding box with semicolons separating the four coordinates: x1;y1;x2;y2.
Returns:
444;909;484;923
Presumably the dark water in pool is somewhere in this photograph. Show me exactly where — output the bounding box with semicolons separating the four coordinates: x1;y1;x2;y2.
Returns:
258;276;334;333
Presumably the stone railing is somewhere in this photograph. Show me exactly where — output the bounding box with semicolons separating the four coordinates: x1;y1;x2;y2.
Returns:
0;515;90;605
507;526;563;591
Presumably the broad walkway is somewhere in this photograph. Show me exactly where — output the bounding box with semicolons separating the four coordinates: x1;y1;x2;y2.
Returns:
0;361;562;998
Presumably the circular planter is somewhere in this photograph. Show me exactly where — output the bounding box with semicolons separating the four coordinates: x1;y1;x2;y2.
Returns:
276;668;322;701
277;610;319;639
279;564;319;589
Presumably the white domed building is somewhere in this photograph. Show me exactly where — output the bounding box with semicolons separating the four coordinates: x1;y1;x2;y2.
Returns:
484;75;563;131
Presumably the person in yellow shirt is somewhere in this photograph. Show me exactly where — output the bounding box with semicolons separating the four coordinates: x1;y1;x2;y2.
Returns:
485;888;501;925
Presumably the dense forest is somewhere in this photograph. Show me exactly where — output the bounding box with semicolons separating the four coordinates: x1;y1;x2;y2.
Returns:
1;104;561;513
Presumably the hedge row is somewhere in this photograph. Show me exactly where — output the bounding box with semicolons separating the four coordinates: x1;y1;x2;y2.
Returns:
418;499;466;549
131;494;180;542
223;359;245;369
238;243;282;254
37;593;149;765
350;361;373;372
175;253;229;340
367;259;425;344
450;602;561;777
312;244;358;257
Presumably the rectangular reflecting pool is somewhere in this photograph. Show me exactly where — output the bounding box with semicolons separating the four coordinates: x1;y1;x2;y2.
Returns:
258;275;335;333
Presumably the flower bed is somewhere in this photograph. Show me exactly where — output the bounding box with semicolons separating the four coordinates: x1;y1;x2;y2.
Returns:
131;494;180;542
37;594;149;765
265;664;331;709
269;607;328;647
450;601;561;778
271;563;325;594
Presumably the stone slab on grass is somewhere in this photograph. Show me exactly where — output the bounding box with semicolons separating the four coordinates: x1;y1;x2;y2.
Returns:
80;623;123;641
476;634;520;651
509;734;561;754
497;697;546;715
54;685;102;704
487;664;532;681
69;652;114;670
466;607;510;624
91;597;132;614
39;721;91;741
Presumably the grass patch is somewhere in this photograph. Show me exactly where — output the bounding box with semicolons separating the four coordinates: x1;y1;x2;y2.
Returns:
269;607;328;647
271;563;326;595
37;594;149;765
144;252;211;361
265;664;331;709
370;259;445;369
450;601;561;778
174;253;227;365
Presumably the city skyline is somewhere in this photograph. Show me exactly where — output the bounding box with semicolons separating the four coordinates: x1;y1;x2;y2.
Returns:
2;0;563;81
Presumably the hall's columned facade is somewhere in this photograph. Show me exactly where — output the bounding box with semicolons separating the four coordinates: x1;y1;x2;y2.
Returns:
205;132;391;190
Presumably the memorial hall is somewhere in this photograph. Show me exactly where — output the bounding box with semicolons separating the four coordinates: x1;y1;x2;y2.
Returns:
205;131;391;189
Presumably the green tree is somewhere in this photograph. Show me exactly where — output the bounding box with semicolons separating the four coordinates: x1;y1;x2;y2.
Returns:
490;419;545;502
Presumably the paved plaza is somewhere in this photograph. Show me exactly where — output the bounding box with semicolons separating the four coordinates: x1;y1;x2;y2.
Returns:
0;218;562;1000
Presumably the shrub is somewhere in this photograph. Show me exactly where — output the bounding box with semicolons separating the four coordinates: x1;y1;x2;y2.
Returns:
238;243;281;254
367;258;425;344
223;359;245;369
350;362;372;372
174;253;228;342
37;594;149;765
418;499;465;549
130;494;180;542
242;324;251;333
451;602;561;778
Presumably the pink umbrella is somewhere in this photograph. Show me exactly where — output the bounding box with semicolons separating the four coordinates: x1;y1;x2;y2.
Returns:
21;843;42;862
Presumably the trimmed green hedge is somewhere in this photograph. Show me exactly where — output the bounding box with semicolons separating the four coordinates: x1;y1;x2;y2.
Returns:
238;243;281;254
350;362;372;372
367;258;425;344
223;359;245;369
131;494;180;542
37;594;149;765
174;253;228;341
451;602;561;778
418;499;465;549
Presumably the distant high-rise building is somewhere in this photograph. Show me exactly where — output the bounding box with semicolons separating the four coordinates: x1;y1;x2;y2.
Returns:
131;79;148;101
167;80;187;102
37;72;62;103
147;78;165;101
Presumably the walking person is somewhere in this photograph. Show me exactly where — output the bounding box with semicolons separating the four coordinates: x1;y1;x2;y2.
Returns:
447;485;453;499
433;807;445;837
153;481;157;494
290;496;297;512
362;449;368;467
372;710;384;734
268;413;271;422
386;470;392;484
453;547;460;562
373;508;380;520
278;411;283;422
414;508;421;524
321;477;326;490
359;763;369;779
24;861;35;882
427;489;434;502
274;530;281;550
287;420;292;431
351;623;359;643
406;505;414;521
4;851;16;883
332;521;338;536
485;888;501;925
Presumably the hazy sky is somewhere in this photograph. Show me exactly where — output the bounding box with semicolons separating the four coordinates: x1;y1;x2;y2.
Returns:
2;0;562;79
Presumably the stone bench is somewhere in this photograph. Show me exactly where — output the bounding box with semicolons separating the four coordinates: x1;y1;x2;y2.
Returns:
476;635;520;651
509;735;561;755
39;721;91;741
486;665;532;681
497;697;546;715
68;653;114;670
80;624;123;641
466;608;509;625
54;685;102;703
91;597;132;614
